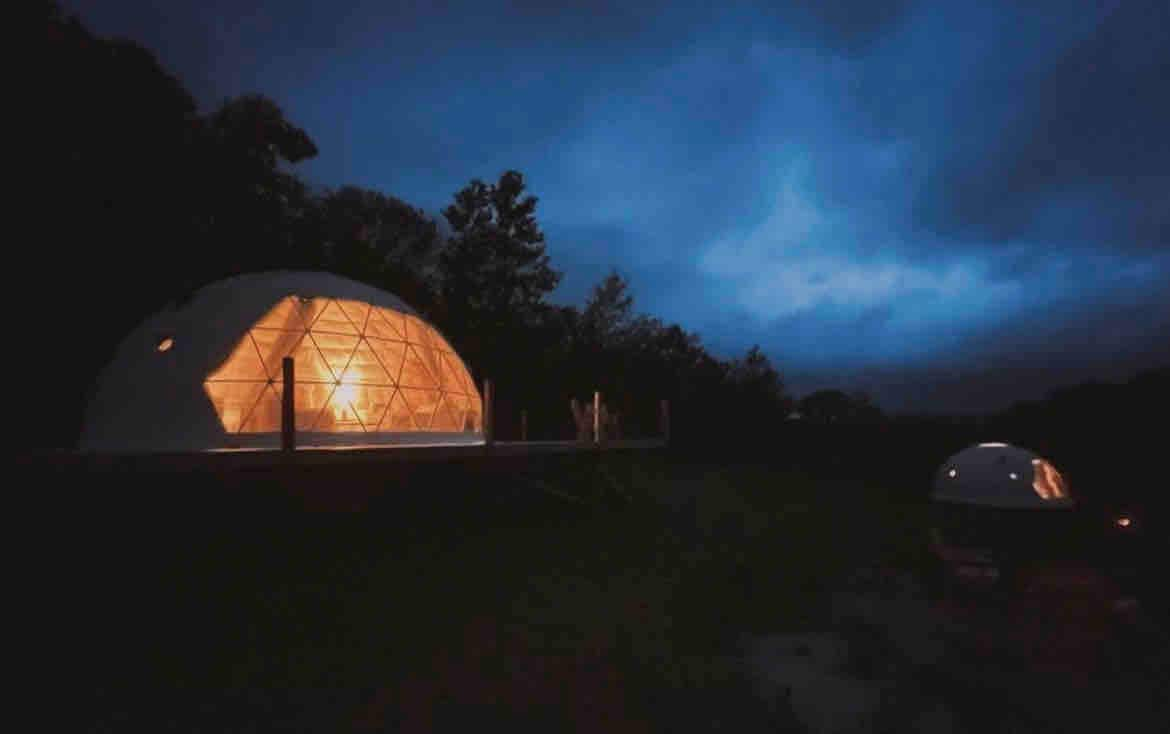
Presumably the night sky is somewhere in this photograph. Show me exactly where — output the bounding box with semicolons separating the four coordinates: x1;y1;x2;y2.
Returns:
64;1;1169;413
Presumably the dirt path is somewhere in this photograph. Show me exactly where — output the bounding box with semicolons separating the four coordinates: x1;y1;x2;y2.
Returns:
743;567;1170;734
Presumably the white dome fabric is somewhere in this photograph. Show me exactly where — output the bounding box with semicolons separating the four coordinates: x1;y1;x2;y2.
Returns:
932;443;1074;510
80;271;483;453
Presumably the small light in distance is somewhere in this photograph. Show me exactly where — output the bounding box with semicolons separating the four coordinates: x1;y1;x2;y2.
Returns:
157;336;174;352
1009;472;1018;480
947;468;957;478
1116;515;1132;529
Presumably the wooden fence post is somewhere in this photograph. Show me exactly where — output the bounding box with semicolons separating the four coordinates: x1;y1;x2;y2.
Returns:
281;356;295;451
483;379;494;447
659;399;670;445
593;391;601;446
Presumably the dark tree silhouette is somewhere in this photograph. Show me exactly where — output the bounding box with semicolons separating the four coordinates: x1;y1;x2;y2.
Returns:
35;4;324;448
39;3;927;455
309;185;443;311
41;3;209;447
580;270;635;347
439;171;561;318
193;94;320;286
797;389;882;424
436;171;562;399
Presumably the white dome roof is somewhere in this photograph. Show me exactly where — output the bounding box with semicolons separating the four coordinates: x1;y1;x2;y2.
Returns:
80;270;483;453
932;443;1074;510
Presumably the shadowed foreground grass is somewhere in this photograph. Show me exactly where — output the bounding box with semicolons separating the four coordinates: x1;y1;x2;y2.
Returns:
70;453;930;731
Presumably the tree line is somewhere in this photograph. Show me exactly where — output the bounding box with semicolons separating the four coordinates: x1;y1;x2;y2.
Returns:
41;4;1163;454
42;3;850;449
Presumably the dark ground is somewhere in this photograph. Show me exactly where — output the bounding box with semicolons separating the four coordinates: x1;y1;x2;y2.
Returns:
30;428;1169;732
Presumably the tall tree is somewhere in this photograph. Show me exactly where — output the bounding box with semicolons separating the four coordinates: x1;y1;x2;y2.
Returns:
41;2;208;448
439;170;560;320
37;4;321;448
728;346;788;401
196;94;319;284
581;269;634;347
437;170;561;386
311;185;442;310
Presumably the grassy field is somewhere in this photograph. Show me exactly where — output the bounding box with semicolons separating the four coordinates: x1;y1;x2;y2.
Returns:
65;450;939;731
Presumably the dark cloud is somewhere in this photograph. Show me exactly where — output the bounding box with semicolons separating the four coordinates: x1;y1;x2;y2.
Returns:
59;0;1170;414
756;0;918;51
915;1;1170;251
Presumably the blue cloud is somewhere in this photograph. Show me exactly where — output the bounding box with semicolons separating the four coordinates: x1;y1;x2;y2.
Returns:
63;0;1170;412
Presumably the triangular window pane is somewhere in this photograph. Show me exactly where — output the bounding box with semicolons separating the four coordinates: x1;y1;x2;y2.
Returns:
337;299;371;335
340;338;392;385
414;319;438;349
399;387;439;430
399;345;438;389
206;332;268;381
414;343;443;386
418;344;439;381
375;307;407;340
439;349;472;394
312;299;360;335
309;331;361;381
378;390;415;431
436;353;467;393
403;315;432;347
274;332;334;383
298;297;329;330
293;382;336;431
204;381;267;433
250;328;305;380
445;393;469;431
239;383;282;433
254;296;307;330
315;382;366;432
348;384;395;431
365;308;404;341
422;323;446;353
430;393;460;431
368;339;407;386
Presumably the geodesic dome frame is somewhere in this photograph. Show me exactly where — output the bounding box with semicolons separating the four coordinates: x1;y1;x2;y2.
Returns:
80;271;482;453
932;443;1073;510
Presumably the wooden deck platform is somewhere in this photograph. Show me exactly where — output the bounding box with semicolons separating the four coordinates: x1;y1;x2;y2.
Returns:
19;437;668;474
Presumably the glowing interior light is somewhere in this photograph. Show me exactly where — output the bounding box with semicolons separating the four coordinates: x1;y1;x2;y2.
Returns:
1009;472;1019;480
157;336;174;352
947;468;957;478
1116;516;1132;529
333;382;356;403
327;382;361;426
204;296;482;435
1031;458;1068;500
978;442;1009;448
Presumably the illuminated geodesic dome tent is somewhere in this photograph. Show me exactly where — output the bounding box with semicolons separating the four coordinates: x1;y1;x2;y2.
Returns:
933;443;1073;510
80;271;483;453
930;443;1079;560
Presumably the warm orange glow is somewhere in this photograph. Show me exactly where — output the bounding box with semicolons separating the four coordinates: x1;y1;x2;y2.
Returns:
333;382;358;406
1031;458;1068;500
1116;515;1132;529
157;337;174;352
329;382;361;427
204;296;482;435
